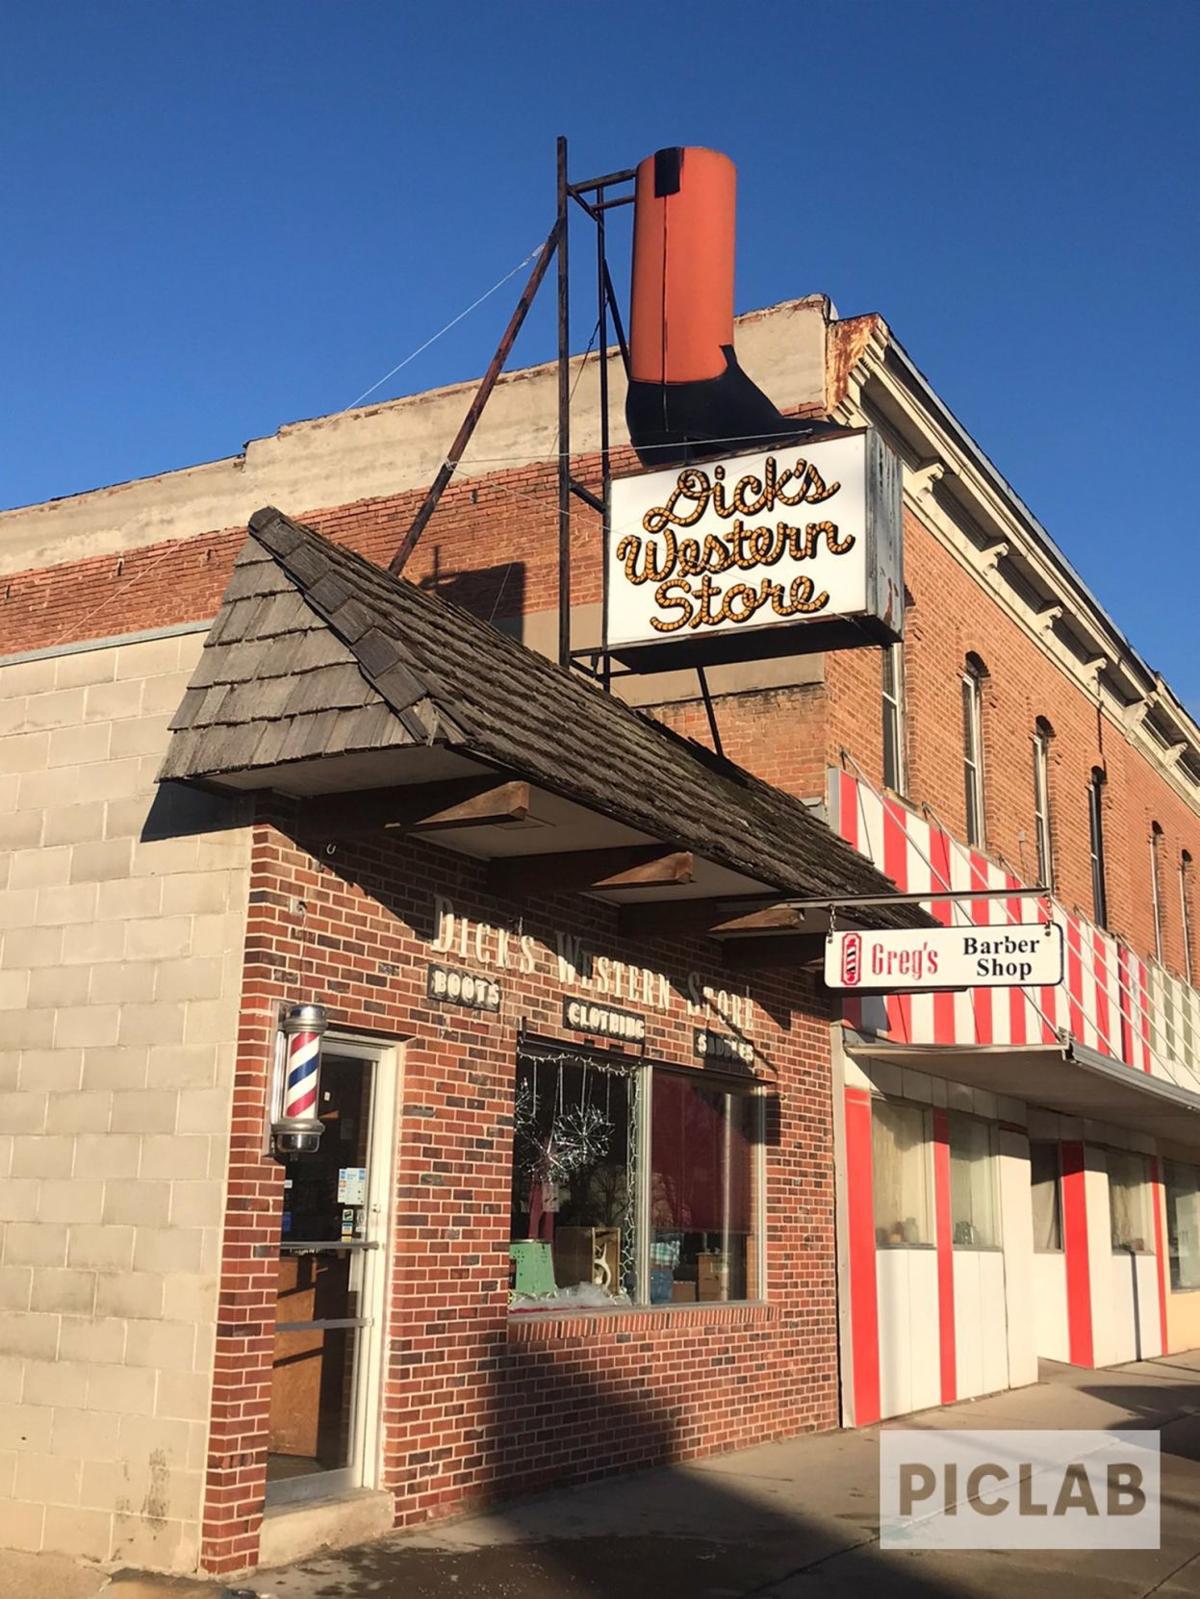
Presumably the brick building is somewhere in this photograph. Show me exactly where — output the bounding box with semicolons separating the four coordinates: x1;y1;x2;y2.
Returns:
3;291;1200;1574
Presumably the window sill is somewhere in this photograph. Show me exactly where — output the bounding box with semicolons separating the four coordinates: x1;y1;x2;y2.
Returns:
951;1243;1003;1253
876;1241;936;1251
508;1301;774;1339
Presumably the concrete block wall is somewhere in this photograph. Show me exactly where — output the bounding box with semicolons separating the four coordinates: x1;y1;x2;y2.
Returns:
0;630;250;1572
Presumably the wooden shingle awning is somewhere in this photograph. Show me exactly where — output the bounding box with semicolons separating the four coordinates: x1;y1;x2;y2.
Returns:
159;506;930;937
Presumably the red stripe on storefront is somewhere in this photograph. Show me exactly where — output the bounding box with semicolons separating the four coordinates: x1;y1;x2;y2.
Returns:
838;770;858;849
1149;1155;1170;1355
932;1108;957;1403
844;1088;880;1425
882;994;903;1039
969;853;993;1046
1066;915;1085;1043
1005;872;1028;1047
930;828;956;1045
883;800;912;1043
1093;929;1111;1057
1061;1139;1094;1367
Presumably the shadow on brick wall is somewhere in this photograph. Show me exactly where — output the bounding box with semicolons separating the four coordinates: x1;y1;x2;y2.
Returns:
419;561;526;643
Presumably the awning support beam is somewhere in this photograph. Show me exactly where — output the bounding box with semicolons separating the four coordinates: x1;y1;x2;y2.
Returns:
304;777;530;840
490;845;694;900
619;898;830;941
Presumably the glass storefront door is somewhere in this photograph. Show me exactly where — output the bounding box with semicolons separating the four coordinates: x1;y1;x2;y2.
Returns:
266;1045;389;1504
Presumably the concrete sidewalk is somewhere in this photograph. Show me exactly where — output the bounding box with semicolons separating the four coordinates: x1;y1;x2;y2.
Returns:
10;1354;1200;1598
251;1354;1200;1598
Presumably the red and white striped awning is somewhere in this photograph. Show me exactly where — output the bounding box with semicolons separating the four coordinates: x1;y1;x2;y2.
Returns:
827;768;1200;1104
844;1028;1200;1148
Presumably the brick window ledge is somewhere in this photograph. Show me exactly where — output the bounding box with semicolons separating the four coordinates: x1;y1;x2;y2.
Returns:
508;1302;776;1341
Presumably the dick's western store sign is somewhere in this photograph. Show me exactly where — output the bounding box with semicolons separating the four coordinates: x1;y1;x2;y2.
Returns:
606;429;902;668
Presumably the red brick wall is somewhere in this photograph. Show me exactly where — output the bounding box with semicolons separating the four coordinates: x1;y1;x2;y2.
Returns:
624;505;1199;993
8;439;1198;982
200;803;837;1572
0;450;615;656
821;511;1200;982
16;454;1200;972
651;684;831;803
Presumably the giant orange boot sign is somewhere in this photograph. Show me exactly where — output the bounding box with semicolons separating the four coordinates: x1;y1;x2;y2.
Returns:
626;146;835;468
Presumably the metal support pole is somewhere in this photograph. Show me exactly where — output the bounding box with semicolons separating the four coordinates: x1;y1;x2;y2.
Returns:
770;886;1052;912
557;135;571;669
697;667;724;758
388;225;559;575
597;195;611;691
390;139;636;669
567;166;638;195
603;259;631;377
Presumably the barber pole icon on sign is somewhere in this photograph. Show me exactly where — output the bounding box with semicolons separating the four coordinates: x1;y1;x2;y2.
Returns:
840;931;862;987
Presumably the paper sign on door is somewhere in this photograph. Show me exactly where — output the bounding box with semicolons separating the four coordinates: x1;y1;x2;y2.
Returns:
337;1167;367;1205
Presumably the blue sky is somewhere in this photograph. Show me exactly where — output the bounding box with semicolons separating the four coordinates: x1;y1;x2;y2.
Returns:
2;2;1198;703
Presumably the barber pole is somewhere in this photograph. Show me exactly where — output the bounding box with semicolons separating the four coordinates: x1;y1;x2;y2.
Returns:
271;1003;328;1155
284;1017;322;1118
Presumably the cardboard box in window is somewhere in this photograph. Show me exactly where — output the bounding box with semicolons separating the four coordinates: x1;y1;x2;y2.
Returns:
697;1252;729;1302
553;1226;622;1293
671;1281;698;1302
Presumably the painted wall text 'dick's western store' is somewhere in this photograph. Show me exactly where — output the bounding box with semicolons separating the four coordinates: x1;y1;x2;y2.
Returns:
429;895;756;1031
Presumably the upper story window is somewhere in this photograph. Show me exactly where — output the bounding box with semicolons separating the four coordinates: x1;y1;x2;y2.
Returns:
882;642;906;795
1182;851;1195;985
1089;767;1109;929
961;655;987;848
1150;822;1165;964
1032;718;1054;889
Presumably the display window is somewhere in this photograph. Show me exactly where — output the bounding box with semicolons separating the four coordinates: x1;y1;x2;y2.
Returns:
1030;1140;1063;1252
948;1112;999;1248
871;1100;933;1247
1165;1160;1200;1289
1108;1149;1153;1252
509;1042;764;1310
